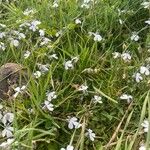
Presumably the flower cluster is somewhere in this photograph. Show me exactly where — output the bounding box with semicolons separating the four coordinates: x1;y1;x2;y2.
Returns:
42;91;57;112
0;105;15;149
112;51;132;62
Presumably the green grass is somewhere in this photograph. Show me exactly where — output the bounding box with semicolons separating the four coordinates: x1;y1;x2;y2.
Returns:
0;0;150;149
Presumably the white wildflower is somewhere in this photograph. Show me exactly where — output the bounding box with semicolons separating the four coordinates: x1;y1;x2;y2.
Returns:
40;37;51;46
71;56;79;63
47;91;57;101
38;64;49;73
81;3;90;9
92;95;102;104
141;2;150;9
64;60;74;70
121;52;132;62
86;129;96;141
13;85;26;98
18;32;26;39
75;19;82;24
112;52;121;59
141;120;149;132
33;71;42;78
131;32;140;41
145;19;150;25
29;20;41;32
120;94;133;103
43;101;54;112
67;117;82;129
0;138;14;149
24;50;31;59
39;29;45;37
48;54;58;60
78;84;88;92
23;8;36;16
140;66;150;76
2;113;14;126
10;39;19;47
2;126;14;138
0;42;6;51
52;1;59;8
19;22;30;28
133;72;143;83
93;33;103;42
0;32;6;38
61;145;74;150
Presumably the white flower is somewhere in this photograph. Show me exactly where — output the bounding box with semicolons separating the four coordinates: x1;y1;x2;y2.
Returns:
93;33;102;42
71;56;79;63
61;145;74;150
2;126;14;138
47;91;57;101
0;42;6;51
145;19;150;25
64;60;74;70
92;95;102;104
140;66;150;76
13;85;26;98
121;52;132;62
40;37;51;46
66;145;74;150
78;84;88;92
23;8;36;16
39;29;45;37
18;32;26;39
141;2;150;9
75;19;82;24
133;72;143;83
52;1;59;8
139;145;146;150
120;94;133;103
43;101;54;112
112;52;121;59
0;32;6;38
38;64;49;73
10;39;19;47
29;20;41;32
2;113;14;126
141;120;149;132
81;3;90;9
86;129;96;141
67;117;82;129
33;71;42;78
131;32;140;41
48;54;58;60
19;22;30;28
24;50;31;59
0;138;14;149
